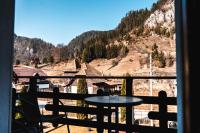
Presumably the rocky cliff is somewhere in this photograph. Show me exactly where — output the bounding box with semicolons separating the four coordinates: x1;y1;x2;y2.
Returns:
145;0;174;31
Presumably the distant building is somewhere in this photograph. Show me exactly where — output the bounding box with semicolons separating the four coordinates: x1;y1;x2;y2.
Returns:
13;65;47;82
13;65;49;91
64;63;122;94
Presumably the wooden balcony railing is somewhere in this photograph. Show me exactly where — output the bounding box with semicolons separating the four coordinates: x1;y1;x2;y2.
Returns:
15;75;177;133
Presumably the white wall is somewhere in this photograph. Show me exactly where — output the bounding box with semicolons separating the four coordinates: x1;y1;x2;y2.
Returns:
87;86;93;94
71;86;94;94
71;86;77;93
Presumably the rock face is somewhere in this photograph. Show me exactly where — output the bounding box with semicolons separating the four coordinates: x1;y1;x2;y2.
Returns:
145;0;174;30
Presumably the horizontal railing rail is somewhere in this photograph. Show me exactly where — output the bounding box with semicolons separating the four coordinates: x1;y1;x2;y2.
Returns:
17;75;176;79
148;112;177;121
36;92;177;105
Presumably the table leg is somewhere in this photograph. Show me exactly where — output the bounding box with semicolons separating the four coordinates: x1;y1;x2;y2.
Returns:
97;105;103;133
126;106;132;133
115;107;119;133
108;106;111;133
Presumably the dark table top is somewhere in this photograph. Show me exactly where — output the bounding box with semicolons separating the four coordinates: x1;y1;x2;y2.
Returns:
84;96;143;107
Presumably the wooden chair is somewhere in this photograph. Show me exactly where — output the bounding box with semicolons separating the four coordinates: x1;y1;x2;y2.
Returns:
12;89;41;133
18;92;70;133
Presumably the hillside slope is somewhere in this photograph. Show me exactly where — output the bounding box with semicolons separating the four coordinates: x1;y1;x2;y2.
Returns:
89;0;175;76
89;35;175;76
59;3;151;60
14;35;56;64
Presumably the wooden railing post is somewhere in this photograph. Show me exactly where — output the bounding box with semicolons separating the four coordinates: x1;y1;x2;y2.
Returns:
115;107;119;133
96;89;104;133
29;76;37;93
126;77;133;132
52;86;59;127
159;91;168;129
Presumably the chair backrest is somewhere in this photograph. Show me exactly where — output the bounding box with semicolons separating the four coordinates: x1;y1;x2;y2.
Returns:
19;92;41;125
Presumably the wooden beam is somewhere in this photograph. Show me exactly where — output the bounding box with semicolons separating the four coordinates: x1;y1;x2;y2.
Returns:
0;0;15;132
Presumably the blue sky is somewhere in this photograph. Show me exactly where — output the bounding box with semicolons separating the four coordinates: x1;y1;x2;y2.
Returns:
15;0;158;45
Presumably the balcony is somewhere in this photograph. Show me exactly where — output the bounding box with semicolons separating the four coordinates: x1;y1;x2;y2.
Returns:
12;75;177;133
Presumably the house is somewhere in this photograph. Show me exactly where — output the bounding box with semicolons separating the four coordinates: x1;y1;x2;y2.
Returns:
93;80;122;94
13;65;47;82
13;65;49;91
64;63;103;94
64;63;122;94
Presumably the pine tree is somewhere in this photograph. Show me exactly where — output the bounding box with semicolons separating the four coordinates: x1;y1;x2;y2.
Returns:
94;44;105;58
158;51;166;68
42;58;48;64
152;43;159;60
121;79;126;122
76;78;88;119
48;56;54;64
120;46;129;57
82;48;90;63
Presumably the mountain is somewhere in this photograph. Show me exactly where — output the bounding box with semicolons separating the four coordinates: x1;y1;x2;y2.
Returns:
60;8;150;60
14;0;175;76
60;0;174;63
145;0;174;30
87;0;175;76
145;0;175;39
14;35;55;65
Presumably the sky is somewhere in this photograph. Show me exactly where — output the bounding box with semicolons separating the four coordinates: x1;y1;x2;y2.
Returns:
15;0;158;45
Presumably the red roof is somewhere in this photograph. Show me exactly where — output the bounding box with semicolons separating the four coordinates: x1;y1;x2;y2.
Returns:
13;65;47;82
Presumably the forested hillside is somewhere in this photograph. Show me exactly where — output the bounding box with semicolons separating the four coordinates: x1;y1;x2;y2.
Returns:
60;0;170;62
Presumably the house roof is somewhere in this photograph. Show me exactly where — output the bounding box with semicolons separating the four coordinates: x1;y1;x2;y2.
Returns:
75;63;102;76
65;63;105;87
105;80;122;86
13;65;47;82
62;63;122;88
93;82;116;88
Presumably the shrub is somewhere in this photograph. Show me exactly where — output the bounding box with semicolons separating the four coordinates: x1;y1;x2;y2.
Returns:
151;44;166;68
120;73;130;122
166;54;174;67
120;46;129;57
